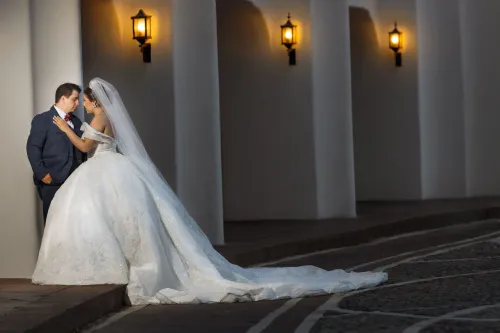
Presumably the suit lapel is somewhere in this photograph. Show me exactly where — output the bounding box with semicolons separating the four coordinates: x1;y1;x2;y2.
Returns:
51;108;84;157
71;115;83;136
50;106;73;150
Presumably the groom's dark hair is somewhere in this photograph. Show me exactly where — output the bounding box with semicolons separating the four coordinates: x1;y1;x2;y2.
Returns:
55;83;81;103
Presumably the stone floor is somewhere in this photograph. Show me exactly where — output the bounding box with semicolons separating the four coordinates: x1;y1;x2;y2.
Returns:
3;198;500;332
311;227;500;332
85;218;500;332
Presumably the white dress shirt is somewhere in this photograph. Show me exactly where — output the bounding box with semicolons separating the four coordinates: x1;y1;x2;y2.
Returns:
54;105;74;129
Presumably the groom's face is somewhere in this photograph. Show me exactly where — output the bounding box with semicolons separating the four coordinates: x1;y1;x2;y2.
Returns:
61;90;80;113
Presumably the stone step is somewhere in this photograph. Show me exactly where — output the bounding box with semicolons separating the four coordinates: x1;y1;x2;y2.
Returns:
0;280;125;333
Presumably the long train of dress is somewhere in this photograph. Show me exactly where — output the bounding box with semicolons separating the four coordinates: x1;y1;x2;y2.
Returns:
32;123;388;305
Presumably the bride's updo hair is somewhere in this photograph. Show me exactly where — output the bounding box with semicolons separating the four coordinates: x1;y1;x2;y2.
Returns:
84;87;101;107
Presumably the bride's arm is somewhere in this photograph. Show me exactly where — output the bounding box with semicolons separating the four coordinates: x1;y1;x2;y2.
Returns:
53;116;104;153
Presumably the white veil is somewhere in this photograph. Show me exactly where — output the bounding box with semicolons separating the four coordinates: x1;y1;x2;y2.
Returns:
89;78;151;162
88;78;245;292
86;77;388;304
88;77;212;244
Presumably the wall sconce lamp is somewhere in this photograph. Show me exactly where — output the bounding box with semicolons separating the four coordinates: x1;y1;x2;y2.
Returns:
281;13;297;66
131;9;152;63
389;22;403;67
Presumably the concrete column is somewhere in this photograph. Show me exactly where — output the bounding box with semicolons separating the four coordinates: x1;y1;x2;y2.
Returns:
416;0;466;198
460;0;500;196
30;0;84;119
172;0;224;244
0;0;38;278
0;0;83;277
310;0;356;217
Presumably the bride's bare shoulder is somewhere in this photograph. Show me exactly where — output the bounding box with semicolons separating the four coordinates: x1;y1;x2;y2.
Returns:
96;113;114;137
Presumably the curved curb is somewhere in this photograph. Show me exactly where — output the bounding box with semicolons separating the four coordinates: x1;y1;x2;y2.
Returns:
225;207;500;267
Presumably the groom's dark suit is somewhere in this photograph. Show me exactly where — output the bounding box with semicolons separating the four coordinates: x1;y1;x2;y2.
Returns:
26;106;86;222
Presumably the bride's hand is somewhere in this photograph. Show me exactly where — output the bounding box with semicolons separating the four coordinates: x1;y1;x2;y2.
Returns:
53;115;70;133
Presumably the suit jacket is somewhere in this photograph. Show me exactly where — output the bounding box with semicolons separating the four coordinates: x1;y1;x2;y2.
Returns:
26;106;86;186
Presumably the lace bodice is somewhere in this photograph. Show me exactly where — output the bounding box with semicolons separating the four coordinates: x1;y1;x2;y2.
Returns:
81;122;117;158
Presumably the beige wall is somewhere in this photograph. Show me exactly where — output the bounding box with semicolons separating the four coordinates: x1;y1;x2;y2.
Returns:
461;0;500;196
417;0;466;198
0;0;40;278
217;0;318;220
5;0;500;277
172;0;224;244
349;0;500;200
81;0;225;243
1;0;86;278
81;0;176;188
310;0;357;218
349;0;422;201
31;0;84;119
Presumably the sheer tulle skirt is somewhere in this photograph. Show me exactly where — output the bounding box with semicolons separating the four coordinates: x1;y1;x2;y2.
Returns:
32;151;387;305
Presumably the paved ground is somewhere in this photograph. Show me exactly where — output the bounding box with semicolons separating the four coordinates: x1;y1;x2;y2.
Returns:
80;218;500;333
4;199;500;332
218;198;500;266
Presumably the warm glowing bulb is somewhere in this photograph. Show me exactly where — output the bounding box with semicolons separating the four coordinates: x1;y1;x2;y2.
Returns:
285;30;292;39
391;34;399;45
138;21;145;33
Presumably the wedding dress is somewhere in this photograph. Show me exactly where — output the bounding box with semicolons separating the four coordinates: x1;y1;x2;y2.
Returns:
32;78;388;305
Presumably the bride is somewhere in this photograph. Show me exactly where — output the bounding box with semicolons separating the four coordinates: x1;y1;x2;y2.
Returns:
32;78;388;305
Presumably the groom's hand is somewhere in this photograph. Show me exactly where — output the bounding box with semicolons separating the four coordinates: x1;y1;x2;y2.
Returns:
42;173;52;184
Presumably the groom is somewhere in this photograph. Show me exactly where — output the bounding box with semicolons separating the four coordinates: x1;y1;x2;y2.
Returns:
26;83;86;223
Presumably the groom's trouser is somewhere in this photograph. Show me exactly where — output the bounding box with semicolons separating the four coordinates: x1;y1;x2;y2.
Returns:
39;184;61;224
38;153;79;223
